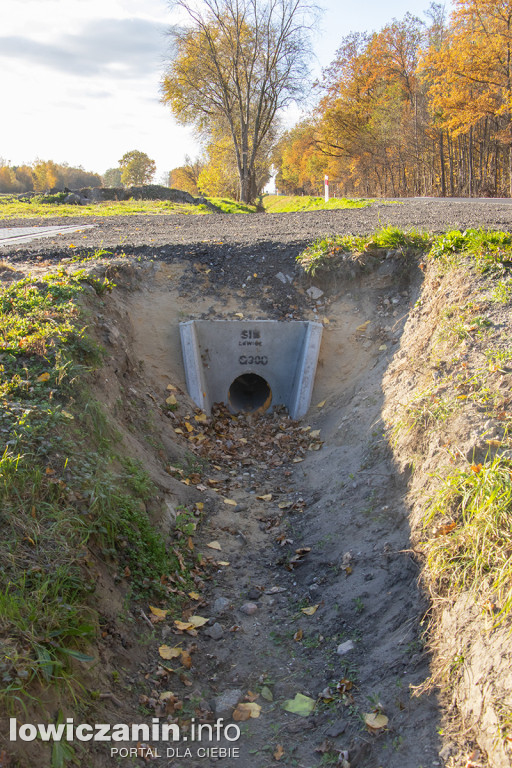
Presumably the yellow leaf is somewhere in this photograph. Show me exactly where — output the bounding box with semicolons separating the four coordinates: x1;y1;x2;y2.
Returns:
310;429;321;438
364;713;388;731
217;561;230;566
274;745;285;761
174;428;184;434
159;645;182;660
316;399;326;408
224;498;237;506
68;243;76;248
292;457;304;463
301;604;319;616
150;606;169;619
188;615;209;628
194;413;207;423
233;702;261;721
61;410;74;419
282;693;316;716
185;422;194;433
36;372;50;382
356;320;370;333
188;591;200;600
166;384;177;391
207;541;222;550
174;620;194;631
166;395;177;405
257;493;272;501
235;312;244;318
294;629;303;641
195;502;204;511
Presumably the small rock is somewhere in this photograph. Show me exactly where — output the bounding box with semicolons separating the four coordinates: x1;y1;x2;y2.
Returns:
325;719;347;738
214;689;243;718
336;640;355;656
306;286;324;300
205;622;224;640
240;602;258;615
247;588;261;601
212;597;231;615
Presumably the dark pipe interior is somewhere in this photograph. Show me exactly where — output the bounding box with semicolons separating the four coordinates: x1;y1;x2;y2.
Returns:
228;373;272;413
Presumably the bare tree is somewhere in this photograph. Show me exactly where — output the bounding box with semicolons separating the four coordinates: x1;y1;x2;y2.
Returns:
161;0;318;203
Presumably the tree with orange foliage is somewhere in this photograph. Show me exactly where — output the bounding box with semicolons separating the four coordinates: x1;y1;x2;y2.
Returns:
422;0;512;195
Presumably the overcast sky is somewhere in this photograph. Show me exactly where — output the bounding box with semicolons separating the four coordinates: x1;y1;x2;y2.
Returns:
0;0;447;181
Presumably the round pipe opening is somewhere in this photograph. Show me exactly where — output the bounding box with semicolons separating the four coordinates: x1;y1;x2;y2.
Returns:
228;373;272;413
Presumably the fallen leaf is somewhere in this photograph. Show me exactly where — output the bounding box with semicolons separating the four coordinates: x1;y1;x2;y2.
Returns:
233;702;261;721
61;410;74;419
217;561;230;566
185;422;194;433
274;745;285;761
257;493;272;501
261;686;273;701
471;463;483;473
316;399;326;408
166;395;177;405
174;615;208;631
195;413;208;423
180;650;193;669
167;384;177;391
245;690;259;702
36;372;50;382
207;541;222;550
336;678;353;694
294;629;303;641
159;645;182;660
364;712;388;732
310;429;321;438
224;498;237;506
187;615;209;628
435;522;457;536
356;320;371;333
301;604;319;616
150;606;169;619
188;591;200;600
282;693;316;716
195;502;204;511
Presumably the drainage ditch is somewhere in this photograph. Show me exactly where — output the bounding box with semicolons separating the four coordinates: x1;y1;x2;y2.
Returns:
88;254;446;768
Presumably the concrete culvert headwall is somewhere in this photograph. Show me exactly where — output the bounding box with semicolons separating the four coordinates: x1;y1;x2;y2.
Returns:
179;319;323;419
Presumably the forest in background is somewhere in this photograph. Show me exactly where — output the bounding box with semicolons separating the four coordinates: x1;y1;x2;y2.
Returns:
273;0;512;198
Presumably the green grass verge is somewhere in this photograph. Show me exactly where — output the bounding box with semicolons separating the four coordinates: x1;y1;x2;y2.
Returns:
0;195;256;219
297;226;430;275
0;268;198;709
424;455;512;623
262;193;373;213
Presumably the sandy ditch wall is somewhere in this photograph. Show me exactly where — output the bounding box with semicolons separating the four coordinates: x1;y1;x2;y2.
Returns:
382;259;512;767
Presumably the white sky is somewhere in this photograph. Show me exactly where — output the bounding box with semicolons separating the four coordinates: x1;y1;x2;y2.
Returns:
0;0;447;181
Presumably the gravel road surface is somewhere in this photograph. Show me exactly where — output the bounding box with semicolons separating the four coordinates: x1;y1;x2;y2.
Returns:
2;198;512;265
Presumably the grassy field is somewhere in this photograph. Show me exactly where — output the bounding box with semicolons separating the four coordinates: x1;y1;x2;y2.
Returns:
0;195;257;219
262;193;374;213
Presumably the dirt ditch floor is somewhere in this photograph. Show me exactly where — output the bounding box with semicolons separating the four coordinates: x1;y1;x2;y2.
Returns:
1;202;511;768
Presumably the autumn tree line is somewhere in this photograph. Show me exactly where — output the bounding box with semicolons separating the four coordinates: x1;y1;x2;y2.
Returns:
168;0;512;200
5;0;511;201
274;0;512;198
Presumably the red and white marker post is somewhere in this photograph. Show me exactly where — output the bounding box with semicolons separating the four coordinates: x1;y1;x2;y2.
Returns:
324;174;329;203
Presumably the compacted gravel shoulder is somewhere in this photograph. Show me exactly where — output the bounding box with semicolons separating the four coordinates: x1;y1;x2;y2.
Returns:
2;198;512;266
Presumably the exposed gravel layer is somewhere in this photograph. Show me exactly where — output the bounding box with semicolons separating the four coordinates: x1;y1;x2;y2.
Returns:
3;198;512;267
